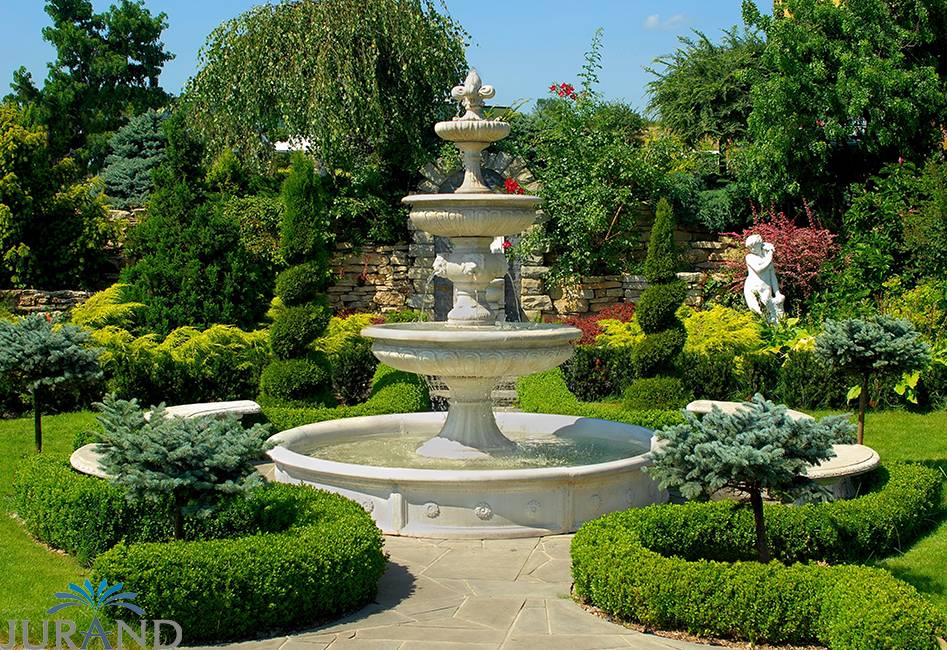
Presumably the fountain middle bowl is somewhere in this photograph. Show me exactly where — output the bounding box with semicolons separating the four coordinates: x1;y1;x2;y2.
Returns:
360;321;582;378
403;193;542;237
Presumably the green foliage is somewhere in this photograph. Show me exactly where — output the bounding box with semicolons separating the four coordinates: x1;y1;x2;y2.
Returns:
96;394;270;538
280;153;333;265
259;355;332;405
69;283;145;330
121;112;275;334
90;324;269;406
681;304;762;356
263;364;430;430
631;326;686;377
517;369;684;430
0;315;102;451
572;463;945;648
6;0;173;172
101;109;167;208
330;338;379;406
647;395;853;560
636;281;686;333
817;316;931;384
776;350;848;410
881;278;947;345
269;303;331;360
623;376;692;410
738;0;947;215
680;351;739;401
275;262;332;306
222;195;286;268
561;345;635;400
643;198;680;283
647;26;764;148
315;313;379;356
0;103;112;289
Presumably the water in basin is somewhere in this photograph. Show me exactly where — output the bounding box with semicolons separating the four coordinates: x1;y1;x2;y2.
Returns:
296;432;649;470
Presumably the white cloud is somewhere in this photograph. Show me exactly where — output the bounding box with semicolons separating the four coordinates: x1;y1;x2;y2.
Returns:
644;13;687;30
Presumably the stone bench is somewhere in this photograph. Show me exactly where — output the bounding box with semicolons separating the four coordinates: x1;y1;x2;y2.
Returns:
71;400;263;478
684;400;880;499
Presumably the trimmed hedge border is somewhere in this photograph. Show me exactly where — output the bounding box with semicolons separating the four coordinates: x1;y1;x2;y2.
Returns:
14;458;386;643
263;363;430;431
572;463;945;649
518;368;683;430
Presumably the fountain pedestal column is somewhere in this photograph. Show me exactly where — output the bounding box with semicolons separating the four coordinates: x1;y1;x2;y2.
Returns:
433;237;508;326
417;376;516;458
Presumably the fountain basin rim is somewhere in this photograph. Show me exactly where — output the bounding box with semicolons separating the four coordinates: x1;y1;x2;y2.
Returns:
267;411;655;484
361;322;581;346
402;193;541;208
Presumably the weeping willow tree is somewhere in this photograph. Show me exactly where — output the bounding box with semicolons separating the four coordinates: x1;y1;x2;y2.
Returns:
183;0;467;179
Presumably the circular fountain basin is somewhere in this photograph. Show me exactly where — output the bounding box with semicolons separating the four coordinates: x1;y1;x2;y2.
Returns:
361;322;580;377
267;412;666;538
403;194;542;237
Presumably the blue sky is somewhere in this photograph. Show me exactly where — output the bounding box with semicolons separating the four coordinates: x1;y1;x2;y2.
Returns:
0;1;764;113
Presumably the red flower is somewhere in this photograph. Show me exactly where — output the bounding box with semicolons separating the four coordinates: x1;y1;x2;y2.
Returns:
504;177;525;195
502;240;513;252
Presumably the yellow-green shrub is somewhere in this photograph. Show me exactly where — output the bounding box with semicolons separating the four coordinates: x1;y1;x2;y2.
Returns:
682;305;762;356
595;318;645;348
315;313;379;355
70;283;145;329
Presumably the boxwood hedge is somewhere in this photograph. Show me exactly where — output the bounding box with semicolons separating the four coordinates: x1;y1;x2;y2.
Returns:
517;368;683;430
572;463;945;649
14;458;386;643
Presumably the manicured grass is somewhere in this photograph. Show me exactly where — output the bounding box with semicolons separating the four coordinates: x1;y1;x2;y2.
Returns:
0;412;97;627
811;408;947;617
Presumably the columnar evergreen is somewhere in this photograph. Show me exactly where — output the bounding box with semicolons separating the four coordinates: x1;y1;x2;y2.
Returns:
0;315;102;451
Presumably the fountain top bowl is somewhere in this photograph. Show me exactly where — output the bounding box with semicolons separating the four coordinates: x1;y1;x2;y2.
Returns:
362;321;580;346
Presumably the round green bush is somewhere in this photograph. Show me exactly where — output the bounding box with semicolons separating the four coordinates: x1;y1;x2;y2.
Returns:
632;326;685;377
275;260;332;306
259;354;332;403
624;376;692;410
269;303;331;360
680;352;738;401
636;280;686;334
776;350;848;409
331;338;379;406
572;463;945;648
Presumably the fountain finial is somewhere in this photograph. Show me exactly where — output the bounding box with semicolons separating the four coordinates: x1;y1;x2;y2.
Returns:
451;69;495;121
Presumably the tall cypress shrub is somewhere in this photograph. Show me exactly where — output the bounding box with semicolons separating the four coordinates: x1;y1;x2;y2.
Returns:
631;198;686;378
259;153;335;404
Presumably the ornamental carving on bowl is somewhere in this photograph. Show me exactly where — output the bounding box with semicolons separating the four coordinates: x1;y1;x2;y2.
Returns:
424;502;440;519
361;499;374;513
526;500;541;517
474;502;493;520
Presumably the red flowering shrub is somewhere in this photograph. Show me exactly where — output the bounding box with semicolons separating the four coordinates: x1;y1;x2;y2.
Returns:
549;82;578;100
724;201;838;304
562;302;636;345
502;240;513;252
504;178;525;195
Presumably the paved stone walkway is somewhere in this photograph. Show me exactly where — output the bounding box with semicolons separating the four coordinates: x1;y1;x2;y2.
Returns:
213;535;713;650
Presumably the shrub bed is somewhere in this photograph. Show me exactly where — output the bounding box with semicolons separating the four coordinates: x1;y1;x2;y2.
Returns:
572;463;945;648
263;364;430;431
14;457;386;643
518;369;683;430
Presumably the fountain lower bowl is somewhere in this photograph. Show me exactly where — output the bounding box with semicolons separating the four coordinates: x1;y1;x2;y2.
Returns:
267;411;667;538
361;322;580;377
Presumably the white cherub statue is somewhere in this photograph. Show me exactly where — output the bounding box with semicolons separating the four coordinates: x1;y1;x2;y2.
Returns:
743;234;785;324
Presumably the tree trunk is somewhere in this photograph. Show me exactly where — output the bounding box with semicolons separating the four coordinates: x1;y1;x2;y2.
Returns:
750;487;770;563
857;373;868;445
32;387;42;453
173;493;184;540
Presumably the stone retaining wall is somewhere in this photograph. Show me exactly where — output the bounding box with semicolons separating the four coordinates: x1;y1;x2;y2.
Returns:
0;289;94;315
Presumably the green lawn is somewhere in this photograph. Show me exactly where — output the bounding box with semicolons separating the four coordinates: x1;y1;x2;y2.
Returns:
0;408;945;627
0;412;97;627
810;409;947;617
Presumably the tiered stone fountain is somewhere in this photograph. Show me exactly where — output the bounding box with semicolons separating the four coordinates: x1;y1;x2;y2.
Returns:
267;70;665;537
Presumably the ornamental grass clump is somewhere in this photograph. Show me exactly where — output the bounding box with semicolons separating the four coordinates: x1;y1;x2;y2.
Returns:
0;314;102;452
817;315;930;444
96;394;271;540
646;395;854;562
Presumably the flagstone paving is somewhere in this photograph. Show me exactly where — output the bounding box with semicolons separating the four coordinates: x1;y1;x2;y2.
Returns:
208;535;714;650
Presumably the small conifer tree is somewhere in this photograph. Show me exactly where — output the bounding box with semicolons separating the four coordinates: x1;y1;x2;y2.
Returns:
633;198;686;377
816;316;930;444
96;394;270;539
0;314;102;452
102;109;167;209
646;396;854;562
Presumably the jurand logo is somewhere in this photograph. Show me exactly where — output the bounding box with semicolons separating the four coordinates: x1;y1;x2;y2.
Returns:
3;580;181;650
